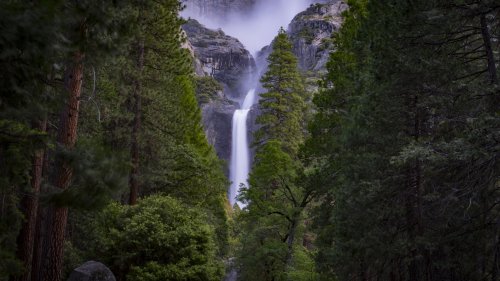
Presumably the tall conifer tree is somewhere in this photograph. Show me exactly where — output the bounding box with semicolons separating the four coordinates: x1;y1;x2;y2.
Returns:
255;28;306;155
238;29;314;281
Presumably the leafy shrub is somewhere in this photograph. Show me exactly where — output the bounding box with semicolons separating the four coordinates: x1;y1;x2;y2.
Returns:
84;195;224;281
194;77;223;104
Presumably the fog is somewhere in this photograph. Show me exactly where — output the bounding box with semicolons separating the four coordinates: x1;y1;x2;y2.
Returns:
182;0;316;56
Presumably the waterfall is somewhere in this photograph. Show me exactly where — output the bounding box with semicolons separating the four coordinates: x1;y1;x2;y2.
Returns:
229;89;256;208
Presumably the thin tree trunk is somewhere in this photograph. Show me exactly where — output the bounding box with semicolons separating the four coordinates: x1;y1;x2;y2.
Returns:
30;204;45;281
41;50;84;281
31;148;50;281
14;119;47;281
285;217;298;268
479;13;498;84
129;40;144;205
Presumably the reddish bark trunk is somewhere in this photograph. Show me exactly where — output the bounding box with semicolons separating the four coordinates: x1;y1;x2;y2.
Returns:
129;41;144;205
30;204;45;281
31;149;50;281
41;50;84;281
14;120;47;281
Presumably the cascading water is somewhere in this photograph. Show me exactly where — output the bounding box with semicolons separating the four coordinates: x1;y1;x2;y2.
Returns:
229;89;256;208
183;0;315;210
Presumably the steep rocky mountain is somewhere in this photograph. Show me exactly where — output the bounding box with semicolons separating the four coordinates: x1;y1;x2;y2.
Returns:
183;19;256;98
182;19;256;167
182;1;346;170
289;0;347;73
256;0;347;75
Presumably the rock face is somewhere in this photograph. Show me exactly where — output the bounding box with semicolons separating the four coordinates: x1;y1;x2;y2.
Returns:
183;1;346;170
182;0;256;20
201;98;238;171
288;0;347;73
67;261;115;281
183;19;256;167
183;19;256;98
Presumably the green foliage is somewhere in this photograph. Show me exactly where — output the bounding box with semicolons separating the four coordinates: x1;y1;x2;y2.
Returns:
298;27;315;45
287;246;319;281
308;0;500;280
71;0;230;258
256;28;307;155
77;196;224;281
0;0;229;280
0;1;63;278
237;29;314;280
194;77;224;104
44;139;128;209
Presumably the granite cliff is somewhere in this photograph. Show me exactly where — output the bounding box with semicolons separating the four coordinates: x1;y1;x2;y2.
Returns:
183;19;256;98
182;1;346;170
182;19;256;167
289;0;347;73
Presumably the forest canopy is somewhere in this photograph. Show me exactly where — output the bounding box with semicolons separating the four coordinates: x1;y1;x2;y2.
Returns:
0;0;498;281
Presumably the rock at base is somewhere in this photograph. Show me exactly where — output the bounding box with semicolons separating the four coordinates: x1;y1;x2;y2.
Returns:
67;261;116;281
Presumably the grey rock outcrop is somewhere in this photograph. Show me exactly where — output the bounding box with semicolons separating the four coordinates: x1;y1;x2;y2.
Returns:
256;1;347;75
182;1;347;170
289;0;347;73
67;261;115;281
201;98;238;170
183;19;256;98
183;19;257;167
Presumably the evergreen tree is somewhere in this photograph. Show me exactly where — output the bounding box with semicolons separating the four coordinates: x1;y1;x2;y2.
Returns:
307;0;499;280
238;29;314;281
1;1;229;280
255;28;306;155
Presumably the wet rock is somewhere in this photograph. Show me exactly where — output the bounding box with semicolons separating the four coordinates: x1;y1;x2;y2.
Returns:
201;99;238;172
66;261;115;281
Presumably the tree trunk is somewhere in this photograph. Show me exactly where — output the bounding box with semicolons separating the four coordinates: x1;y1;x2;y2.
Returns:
31;149;50;281
129;40;144;205
285;218;298;268
479;13;498;85
41;50;84;281
14;119;47;281
30;204;45;281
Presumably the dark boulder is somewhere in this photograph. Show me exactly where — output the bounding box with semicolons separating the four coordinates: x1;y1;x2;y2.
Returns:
66;261;115;281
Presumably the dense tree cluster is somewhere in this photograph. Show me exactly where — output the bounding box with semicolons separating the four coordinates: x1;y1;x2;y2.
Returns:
308;0;499;280
237;29;317;281
0;1;227;281
1;0;498;281
235;0;498;280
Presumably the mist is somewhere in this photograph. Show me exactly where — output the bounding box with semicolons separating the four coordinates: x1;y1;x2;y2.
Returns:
182;0;316;56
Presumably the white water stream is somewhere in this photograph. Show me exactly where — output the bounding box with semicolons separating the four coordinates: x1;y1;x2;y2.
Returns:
183;0;317;209
229;89;256;208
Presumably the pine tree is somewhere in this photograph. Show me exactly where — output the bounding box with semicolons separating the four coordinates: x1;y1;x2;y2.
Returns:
0;1;229;280
307;0;499;280
238;29;314;281
255;28;306;155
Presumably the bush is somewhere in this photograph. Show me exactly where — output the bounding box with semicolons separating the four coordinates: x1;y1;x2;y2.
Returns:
194;77;223;104
86;195;224;281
